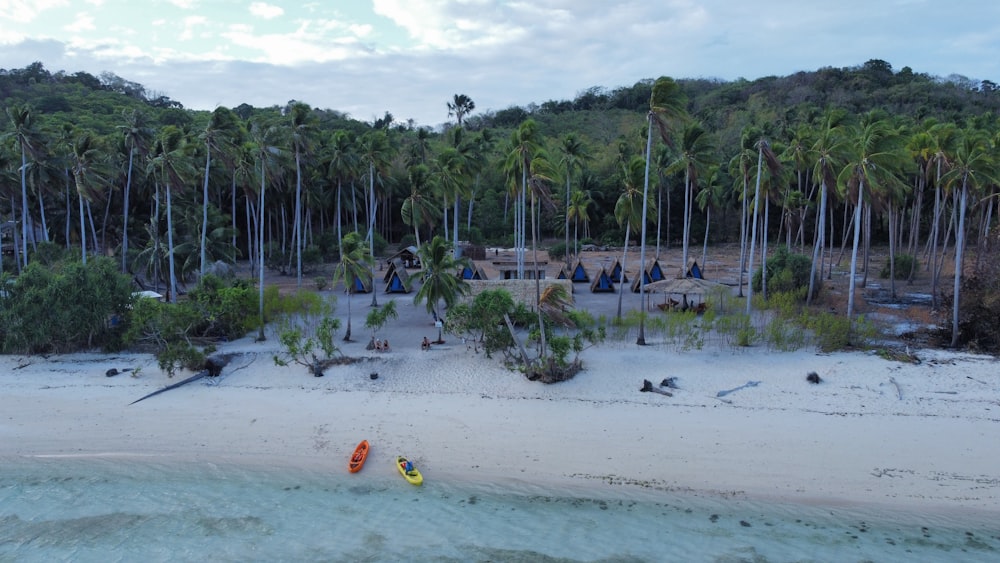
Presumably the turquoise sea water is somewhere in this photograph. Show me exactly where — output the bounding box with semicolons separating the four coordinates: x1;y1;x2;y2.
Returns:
0;456;997;562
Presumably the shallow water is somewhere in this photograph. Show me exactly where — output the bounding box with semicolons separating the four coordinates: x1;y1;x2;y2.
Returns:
0;456;997;562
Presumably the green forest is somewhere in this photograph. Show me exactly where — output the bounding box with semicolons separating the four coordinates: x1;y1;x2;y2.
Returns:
1;59;999;357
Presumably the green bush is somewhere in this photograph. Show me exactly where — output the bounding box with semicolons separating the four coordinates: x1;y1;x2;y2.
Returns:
0;257;134;354
880;253;918;280
186;275;257;340
752;247;812;295
548;242;568;260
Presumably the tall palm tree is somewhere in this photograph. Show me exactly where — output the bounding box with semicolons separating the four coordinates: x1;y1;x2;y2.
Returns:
638;77;687;344
807;109;848;304
503;120;544;279
414;235;471;342
837;111;904;327
117;108;152;273
358;129;392;306
3;104;43;268
940;126;997;347
667;122;716;274
148;126;194;304
326;130;357;258
70;132;107;265
567;188;593;258
332;231;374;342
926;122;958;308
287;102;315;287
695;165;727;269
558;133;591;268
401;163;437;247
616;155;650;319
744;134;782;315
199;107;238;277
249;118;283;340
447;94;475;128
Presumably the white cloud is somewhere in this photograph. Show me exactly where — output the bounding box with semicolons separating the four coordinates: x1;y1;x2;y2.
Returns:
249;2;283;20
168;0;197;8
0;0;69;23
179;15;207;41
64;12;96;33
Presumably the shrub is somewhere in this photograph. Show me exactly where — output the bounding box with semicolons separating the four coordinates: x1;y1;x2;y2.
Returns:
752;247;812;295
880;253;919;280
548;242;568;260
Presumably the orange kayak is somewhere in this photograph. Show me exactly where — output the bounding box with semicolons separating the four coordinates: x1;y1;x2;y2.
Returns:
348;440;369;473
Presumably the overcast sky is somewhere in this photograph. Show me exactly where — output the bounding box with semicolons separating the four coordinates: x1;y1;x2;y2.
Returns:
2;0;998;128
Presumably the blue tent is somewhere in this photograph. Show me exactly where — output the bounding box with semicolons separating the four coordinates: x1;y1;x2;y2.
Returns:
384;269;411;293
686;260;703;279
351;274;372;294
590;267;615;293
609;259;627;283
571;260;590;283
460;264;476;279
648;259;665;282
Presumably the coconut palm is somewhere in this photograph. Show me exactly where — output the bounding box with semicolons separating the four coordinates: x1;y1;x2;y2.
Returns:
249;118;283;340
940;126;997;347
807;109;849;305
198;107;238;277
744;133;782;315
837;111;904;327
695;165;727;270
503;120;544;279
616;156;651;319
148;126;194;304
557;133;591;268
331;231;373;342
401;163;437;247
117;108;153;272
326;130;357;257
287;102;315;287
3;104;44;268
69;132;107;265
414;235;471;342
926;122;959;308
357;129;392;306
567;188;593;258
667;122;716;274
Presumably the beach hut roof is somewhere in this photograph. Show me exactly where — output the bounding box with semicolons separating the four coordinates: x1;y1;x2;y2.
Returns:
590;267;615;293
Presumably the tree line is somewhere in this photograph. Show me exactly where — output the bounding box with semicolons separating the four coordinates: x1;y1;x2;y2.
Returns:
1;60;999;352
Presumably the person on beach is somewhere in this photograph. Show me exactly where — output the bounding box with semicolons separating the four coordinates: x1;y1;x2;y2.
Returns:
422;336;431;351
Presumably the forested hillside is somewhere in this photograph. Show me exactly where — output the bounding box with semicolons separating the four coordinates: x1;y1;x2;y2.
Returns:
2;59;999;351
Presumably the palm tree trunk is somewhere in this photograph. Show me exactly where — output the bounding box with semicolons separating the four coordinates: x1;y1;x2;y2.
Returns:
737;174;749;297
951;180;969;347
616;221;631;320
200;150;211;277
166;185;177;304
257;166;267;341
847;182;865;325
745;148;764;315
123;149;134;272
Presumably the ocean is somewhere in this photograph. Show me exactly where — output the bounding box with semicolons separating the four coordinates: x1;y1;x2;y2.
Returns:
0;456;996;562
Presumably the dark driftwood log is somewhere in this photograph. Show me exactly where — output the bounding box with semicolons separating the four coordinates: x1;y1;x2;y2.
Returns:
806;372;822;384
129;354;233;405
640;379;673;397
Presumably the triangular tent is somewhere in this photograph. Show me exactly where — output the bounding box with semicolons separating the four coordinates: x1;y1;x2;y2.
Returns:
384;257;405;283
609;259;628;283
557;267;569;280
686;259;703;279
590;267;615;293
472;267;488;280
631;268;657;293
460;264;476;279
351;274;372;294
384;269;411;293
648;259;665;282
570;260;590;283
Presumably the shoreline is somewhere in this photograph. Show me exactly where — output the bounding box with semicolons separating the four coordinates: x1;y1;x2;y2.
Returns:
2;334;999;518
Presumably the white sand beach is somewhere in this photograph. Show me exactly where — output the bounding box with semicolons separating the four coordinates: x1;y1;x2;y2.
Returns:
2;291;998;518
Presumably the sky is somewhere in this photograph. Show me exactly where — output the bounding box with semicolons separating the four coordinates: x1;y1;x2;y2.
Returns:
1;0;999;128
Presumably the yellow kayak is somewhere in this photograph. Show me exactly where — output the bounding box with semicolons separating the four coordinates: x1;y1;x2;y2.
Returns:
396;456;423;486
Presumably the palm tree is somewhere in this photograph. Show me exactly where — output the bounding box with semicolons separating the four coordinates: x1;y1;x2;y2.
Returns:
503;120;544;279
447;94;475;128
567;188;593;258
940;126;997;347
148;126;194;304
401;163;437;247
199;107;238;277
414;235;471;342
249;118;283;340
638;77;688;343
837;111;904;327
807;109;848;305
695;165;727;269
667;122;716;274
117;108;152;273
616;156;650;319
331;231;373;342
358;129;392;307
287;102;315;287
558;133;590;268
326;130;357;258
926;122;959;308
69;132;107;265
744;134;782;315
3;104;43;268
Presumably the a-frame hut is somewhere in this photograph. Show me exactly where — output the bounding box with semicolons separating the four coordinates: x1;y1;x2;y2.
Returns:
383;257;406;283
472;267;488;280
384;267;412;293
556;267;570;280
351;274;372;294
460;264;476;279
609;259;628;283
570;260;590;283
387;245;420;268
686;259;703;279
648;259;666;282
590;267;615;293
631;267;658;293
